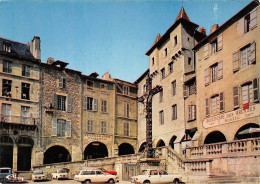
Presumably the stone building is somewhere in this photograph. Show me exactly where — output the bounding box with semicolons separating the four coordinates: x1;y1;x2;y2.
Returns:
0;36;41;171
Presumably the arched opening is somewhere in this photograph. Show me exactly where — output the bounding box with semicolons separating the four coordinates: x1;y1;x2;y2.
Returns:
44;146;71;164
138;142;147;153
204;131;226;144
0;136;13;168
235;123;260;140
84;142;108;160
156;139;165;147
169;136;177;149
17;137;33;171
118;143;135;156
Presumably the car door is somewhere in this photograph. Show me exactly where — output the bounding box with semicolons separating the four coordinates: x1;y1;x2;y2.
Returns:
148;169;160;183
95;170;106;182
159;170;171;183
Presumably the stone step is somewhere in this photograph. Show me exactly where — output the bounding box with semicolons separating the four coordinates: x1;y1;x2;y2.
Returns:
207;174;241;183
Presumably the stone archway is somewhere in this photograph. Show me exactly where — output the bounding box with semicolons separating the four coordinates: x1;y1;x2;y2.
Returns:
169;136;177;149
204;131;226;144
0;136;14;168
156;139;165;147
235;123;260;140
138;142;147;153
118;143;135;156
44;145;71;164
84;142;108;160
17;137;34;171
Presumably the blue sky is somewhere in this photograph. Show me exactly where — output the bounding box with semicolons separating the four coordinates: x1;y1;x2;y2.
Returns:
0;0;252;82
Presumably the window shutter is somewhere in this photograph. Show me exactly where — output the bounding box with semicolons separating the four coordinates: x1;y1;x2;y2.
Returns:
84;96;87;110
58;77;63;88
206;98;209;116
220;92;224;112
251;41;256;64
188;106;192;120
237;17;244;36
204;44;209;60
51;118;57;136
53;94;57;109
66;120;71;137
193;105;196;120
233;51;240;72
217;34;223;51
218;61;223;80
183;85;188;98
250;9;257;30
93;98;98;111
204;68;210;86
253;78;259;102
67;97;72;112
233;86;240;108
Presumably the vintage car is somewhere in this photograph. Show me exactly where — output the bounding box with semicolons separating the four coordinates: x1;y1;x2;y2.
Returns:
74;167;119;184
31;170;46;182
0;168;12;181
98;168;117;175
52;168;69;180
131;169;182;184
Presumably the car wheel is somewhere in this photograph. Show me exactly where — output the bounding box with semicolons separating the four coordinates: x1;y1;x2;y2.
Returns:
85;180;91;184
143;181;150;184
108;179;115;183
173;179;179;184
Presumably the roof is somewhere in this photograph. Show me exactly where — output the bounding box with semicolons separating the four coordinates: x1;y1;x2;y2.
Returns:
146;7;199;56
193;0;259;50
134;69;149;84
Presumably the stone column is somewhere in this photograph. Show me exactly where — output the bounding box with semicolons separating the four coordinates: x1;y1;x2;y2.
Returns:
31;148;35;168
72;145;82;162
13;144;18;171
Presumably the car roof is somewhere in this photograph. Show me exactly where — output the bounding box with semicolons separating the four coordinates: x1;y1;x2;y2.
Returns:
0;168;11;170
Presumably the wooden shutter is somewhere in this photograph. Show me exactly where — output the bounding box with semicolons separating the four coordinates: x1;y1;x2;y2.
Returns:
53;94;57;109
218;61;223;80
66;120;71;137
206;98;209;116
67;97;72;112
220;92;224;112
183;85;188;98
204;68;210;86
193;105;196;120
58;77;63;88
233;51;240;72
84;96;87;110
217;34;223;51
233;86;240;108
237;17;244;37
250;9;257;30
253;78;259;102
204;44;209;60
93;98;98;111
251;41;256;64
51;118;57;136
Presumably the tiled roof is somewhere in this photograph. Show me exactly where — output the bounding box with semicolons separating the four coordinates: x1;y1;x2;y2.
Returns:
175;7;190;23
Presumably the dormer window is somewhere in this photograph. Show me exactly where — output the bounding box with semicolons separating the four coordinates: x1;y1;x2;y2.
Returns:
3;42;11;52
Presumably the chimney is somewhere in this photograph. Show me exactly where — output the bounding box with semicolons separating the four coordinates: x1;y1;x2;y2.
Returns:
199;27;206;35
47;57;54;64
210;24;219;33
30;36;41;60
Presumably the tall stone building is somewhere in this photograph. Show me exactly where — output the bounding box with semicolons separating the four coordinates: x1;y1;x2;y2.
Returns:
0;36;41;171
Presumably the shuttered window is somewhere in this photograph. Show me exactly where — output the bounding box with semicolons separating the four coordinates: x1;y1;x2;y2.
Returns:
206;98;209;116
183;85;188;98
241;45;251;69
51;118;57;136
66;120;71;137
241;83;253;105
159;110;164;125
251;41;256;64
87;120;94;132
217;34;223;51
233;51;240;72
124;102;130;117
233;86;240;108
250;9;257;31
218;61;223;80
204;68;210;86
220;92;224;112
211;95;220;114
124;122;130;136
188;105;196;121
172;105;177;120
172;80;176;96
101;100;107;113
204;44;209;60
87;97;98;111
58;77;66;89
253;78;259;102
67;97;72;112
101;121;107;134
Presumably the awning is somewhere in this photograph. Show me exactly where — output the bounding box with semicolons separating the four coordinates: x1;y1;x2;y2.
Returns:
238;127;260;135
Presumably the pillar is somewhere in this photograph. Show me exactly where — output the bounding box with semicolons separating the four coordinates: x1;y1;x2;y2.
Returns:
12;144;18;171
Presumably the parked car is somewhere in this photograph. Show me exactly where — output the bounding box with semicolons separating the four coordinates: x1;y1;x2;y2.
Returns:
52;168;69;180
74;167;119;184
98;168;117;175
131;169;182;184
31;170;46;182
0;168;12;181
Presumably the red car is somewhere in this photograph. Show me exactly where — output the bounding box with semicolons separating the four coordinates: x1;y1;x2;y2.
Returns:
98;168;117;175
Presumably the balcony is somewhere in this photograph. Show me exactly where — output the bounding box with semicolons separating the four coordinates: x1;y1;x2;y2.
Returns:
0;114;38;130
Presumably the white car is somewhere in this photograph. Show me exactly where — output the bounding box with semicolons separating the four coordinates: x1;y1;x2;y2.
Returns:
52;168;69;180
31;170;46;182
74;167;119;184
131;169;182;184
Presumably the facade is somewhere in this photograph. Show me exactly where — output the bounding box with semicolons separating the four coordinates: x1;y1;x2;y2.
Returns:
0;36;41;171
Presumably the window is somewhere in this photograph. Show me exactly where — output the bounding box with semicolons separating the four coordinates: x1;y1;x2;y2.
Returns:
241;83;253;106
87;80;94;90
159;110;164;125
57;119;66;137
211;95;220;114
86;97;98;111
161;68;165;80
22;65;31;77
51;118;71;137
101;100;107;113
123;85;129;95
3;61;12;73
124;102;130;117
188;105;196;121
159;90;163;103
100;83;108;93
210;40;217;55
152;57;155;65
87;120;94;132
174;36;177;46
58;76;66;89
206;92;224;116
172;80;176;96
2;79;12;97
168;62;173;74
241;45;251;69
57;95;66;111
21;106;30;124
205;98;210;116
204;44;209;60
124;122;130;136
21;83;30;100
1;104;11;122
3;42;11;52
205;61;223;86
184;80;196;97
188;57;192;65
244;10;257;33
101;121;107;134
211;64;218;83
172;105;177;120
164;48;167;57
142;84;147;94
